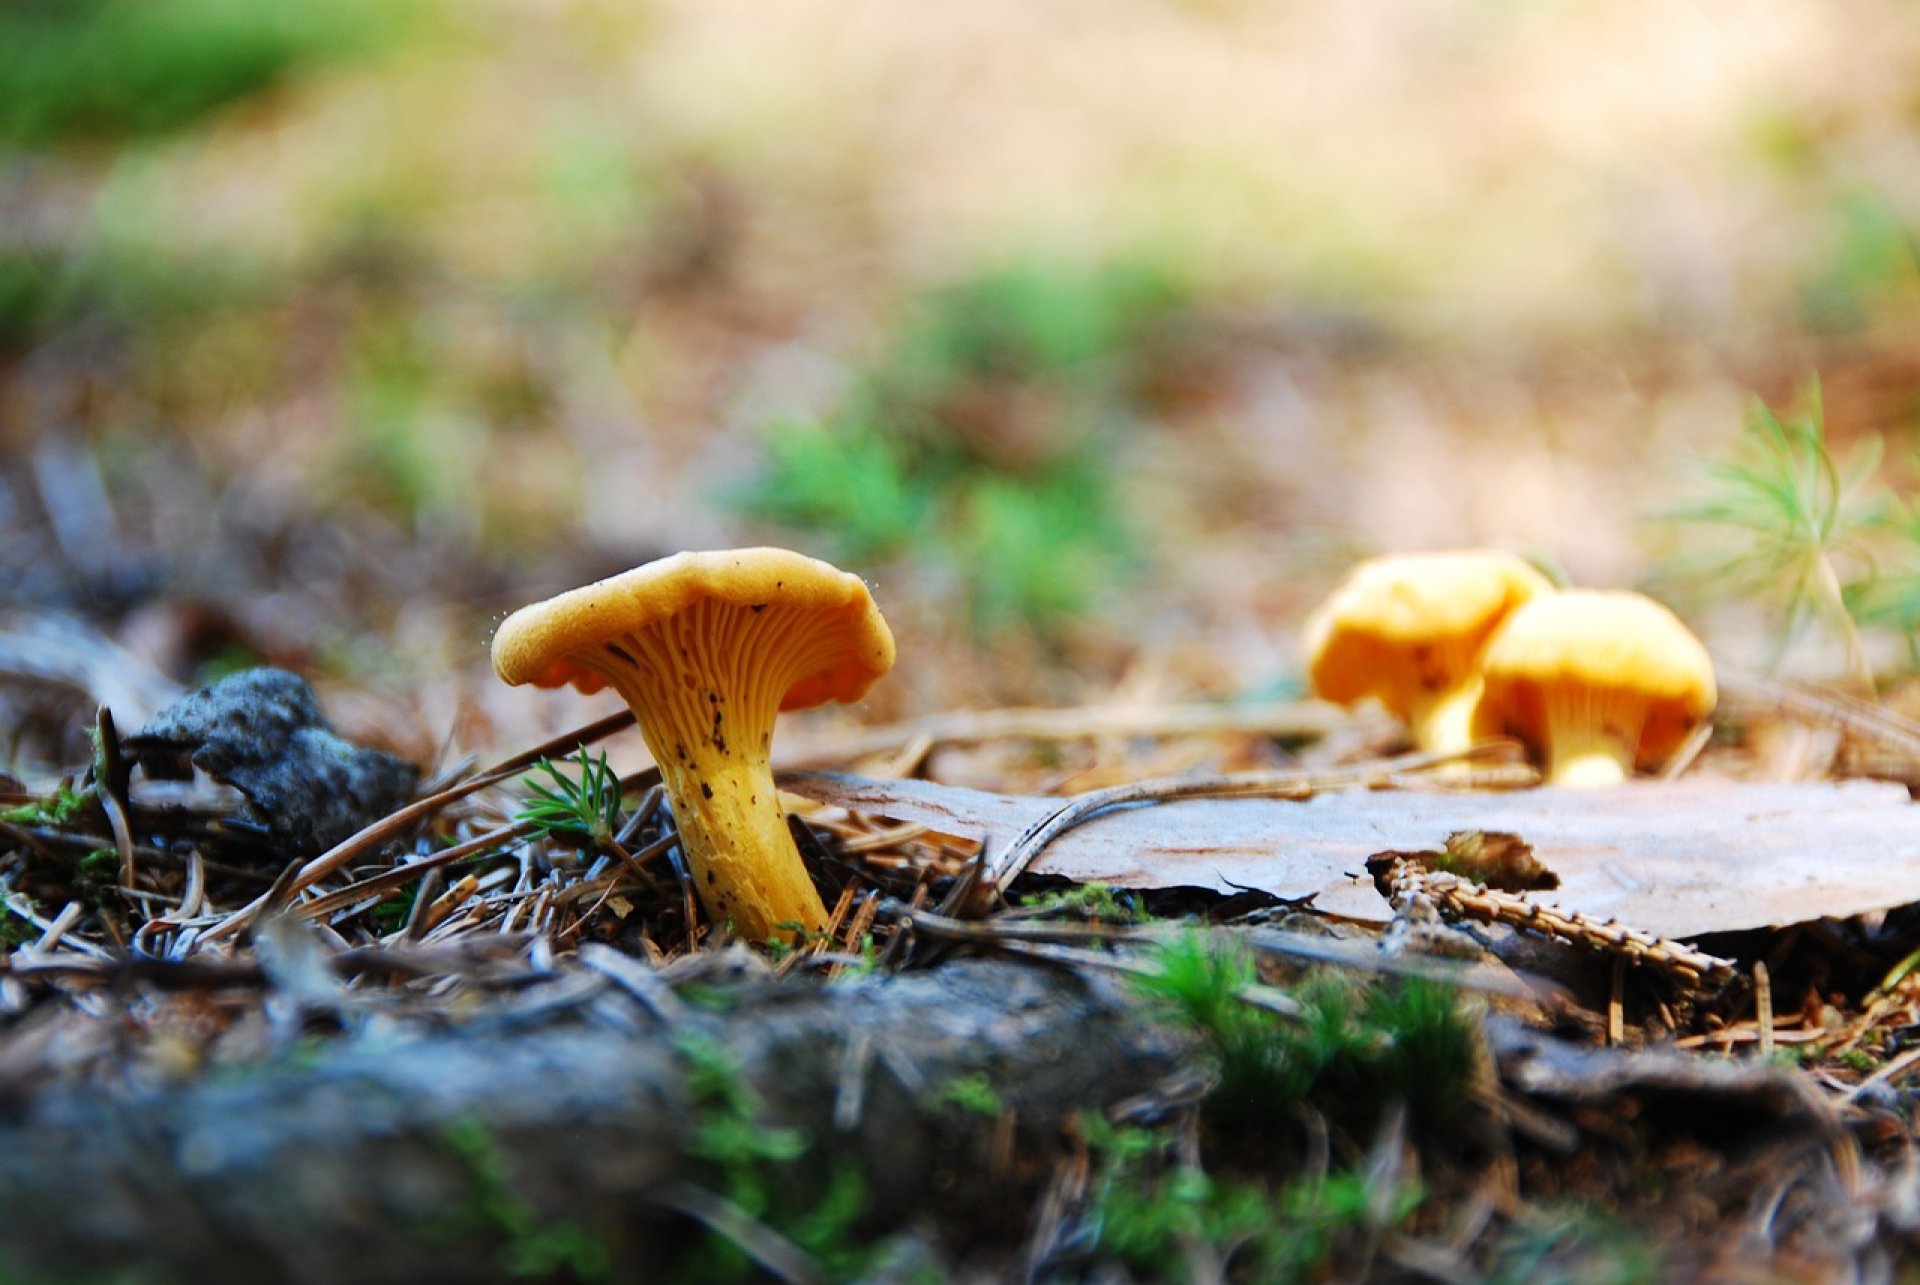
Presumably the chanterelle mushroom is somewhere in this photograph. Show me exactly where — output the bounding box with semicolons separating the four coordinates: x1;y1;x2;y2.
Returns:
1303;551;1551;753
492;549;895;941
1471;589;1715;787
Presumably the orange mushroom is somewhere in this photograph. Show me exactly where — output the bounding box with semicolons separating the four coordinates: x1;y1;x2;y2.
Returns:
1303;551;1551;753
492;549;895;941
1472;589;1715;786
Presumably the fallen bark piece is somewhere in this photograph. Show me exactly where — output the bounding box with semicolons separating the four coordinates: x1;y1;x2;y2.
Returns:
781;772;1920;938
0;958;1188;1285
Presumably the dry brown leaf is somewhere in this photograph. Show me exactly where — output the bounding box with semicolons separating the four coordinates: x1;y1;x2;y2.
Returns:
780;772;1920;938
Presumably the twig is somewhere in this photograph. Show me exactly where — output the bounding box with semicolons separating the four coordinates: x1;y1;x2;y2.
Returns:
29;901;84;955
1755;962;1774;1060
988;743;1531;889
3;894;109;958
776;700;1352;767
1372;856;1738;989
94;708;137;889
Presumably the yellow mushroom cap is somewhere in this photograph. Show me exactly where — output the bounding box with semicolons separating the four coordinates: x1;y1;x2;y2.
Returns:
1303;550;1551;752
491;548;895;711
1471;589;1716;785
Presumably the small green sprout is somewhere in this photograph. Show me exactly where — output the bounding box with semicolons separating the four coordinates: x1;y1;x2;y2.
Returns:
514;749;623;848
1834;1047;1878;1073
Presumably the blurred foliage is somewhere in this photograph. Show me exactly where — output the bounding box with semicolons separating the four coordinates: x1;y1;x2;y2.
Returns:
5;0;1920;677
1658;382;1920;681
735;262;1185;634
1800;192;1920;333
0;0;413;357
0;0;408;146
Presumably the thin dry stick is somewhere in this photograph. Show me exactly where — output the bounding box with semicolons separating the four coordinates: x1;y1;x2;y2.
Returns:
1755;962;1775;1060
1608;956;1625;1047
94;708;138;889
655;1181;823;1285
776;699;1352;767
1846;1044;1920;1103
988;743;1531;888
199;710;636;944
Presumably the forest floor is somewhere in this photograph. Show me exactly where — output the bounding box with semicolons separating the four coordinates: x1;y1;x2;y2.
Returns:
2;614;1920;1282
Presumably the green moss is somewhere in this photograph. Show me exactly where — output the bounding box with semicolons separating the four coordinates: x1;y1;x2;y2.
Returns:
0;785;92;828
1015;881;1146;924
669;1031;874;1283
1834;1047;1878;1074
1133;932;1482;1141
438;1117;613;1280
1082;1114;1423;1283
923;1071;1003;1118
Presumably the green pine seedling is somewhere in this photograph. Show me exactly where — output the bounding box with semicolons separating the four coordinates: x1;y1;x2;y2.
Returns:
514;749;623;849
1659;382;1888;689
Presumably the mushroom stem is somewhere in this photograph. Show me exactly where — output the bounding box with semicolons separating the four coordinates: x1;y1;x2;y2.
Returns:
1546;741;1632;788
652;752;825;942
1407;682;1483;755
593;603;836;942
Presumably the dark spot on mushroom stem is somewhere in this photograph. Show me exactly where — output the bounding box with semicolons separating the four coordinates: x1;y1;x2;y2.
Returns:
750;603;768;613
701;782;714;799
675;743;688;761
711;710;726;752
706;871;716;885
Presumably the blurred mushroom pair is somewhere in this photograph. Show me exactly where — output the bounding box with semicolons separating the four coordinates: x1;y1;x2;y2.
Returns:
1304;551;1716;787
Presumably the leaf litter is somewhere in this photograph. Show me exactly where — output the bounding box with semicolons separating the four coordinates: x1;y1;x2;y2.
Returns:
5;661;1920;1278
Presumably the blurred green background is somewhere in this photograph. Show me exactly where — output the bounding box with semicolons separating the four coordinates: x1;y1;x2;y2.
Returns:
5;0;1920;740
